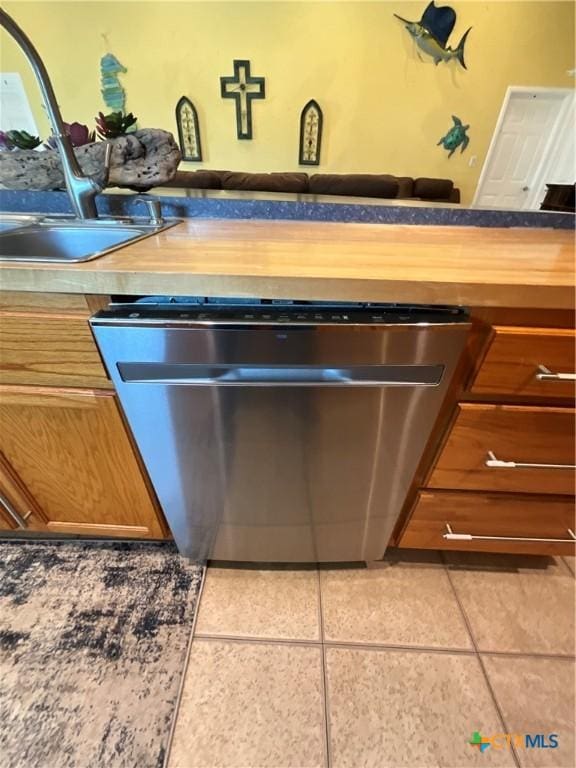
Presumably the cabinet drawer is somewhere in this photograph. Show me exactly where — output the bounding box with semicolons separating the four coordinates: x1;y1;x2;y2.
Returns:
399;490;576;556
0;291;90;316
0;314;111;388
0;292;110;316
428;404;575;495
471;327;575;400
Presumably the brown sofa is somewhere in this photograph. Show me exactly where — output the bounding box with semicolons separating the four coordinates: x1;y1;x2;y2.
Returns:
164;170;460;203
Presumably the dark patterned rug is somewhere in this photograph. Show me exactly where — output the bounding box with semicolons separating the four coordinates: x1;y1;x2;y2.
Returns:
0;540;203;768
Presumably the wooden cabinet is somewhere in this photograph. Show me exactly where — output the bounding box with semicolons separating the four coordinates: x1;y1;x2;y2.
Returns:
0;515;12;530
399;491;575;556
428;404;575;496
0;313;112;389
0;452;46;532
398;316;576;556
471;326;575;400
0;385;166;538
0;291;107;316
0;291;168;540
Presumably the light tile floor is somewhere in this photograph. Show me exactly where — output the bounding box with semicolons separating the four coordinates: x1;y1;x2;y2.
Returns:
167;552;575;768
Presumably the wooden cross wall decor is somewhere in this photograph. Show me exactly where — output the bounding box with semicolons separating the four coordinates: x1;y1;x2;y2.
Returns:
220;60;266;140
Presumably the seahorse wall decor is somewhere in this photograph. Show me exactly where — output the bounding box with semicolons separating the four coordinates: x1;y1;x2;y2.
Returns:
100;53;127;112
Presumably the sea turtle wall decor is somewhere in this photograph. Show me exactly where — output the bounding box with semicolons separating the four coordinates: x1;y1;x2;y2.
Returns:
438;115;470;157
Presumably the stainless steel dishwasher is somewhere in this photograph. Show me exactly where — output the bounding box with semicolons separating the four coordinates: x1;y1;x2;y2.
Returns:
91;300;470;562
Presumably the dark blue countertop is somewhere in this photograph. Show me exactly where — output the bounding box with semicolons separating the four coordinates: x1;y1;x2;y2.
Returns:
1;187;574;229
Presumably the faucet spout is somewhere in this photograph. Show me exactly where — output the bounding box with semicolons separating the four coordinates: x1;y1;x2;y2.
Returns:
0;8;103;219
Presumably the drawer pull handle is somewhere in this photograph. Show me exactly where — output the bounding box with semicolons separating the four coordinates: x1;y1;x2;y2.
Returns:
536;365;576;382
485;451;576;471
0;493;30;529
443;523;576;544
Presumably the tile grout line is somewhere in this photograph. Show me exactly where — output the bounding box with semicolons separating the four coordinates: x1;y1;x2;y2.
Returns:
324;640;476;655
441;554;522;768
193;632;321;647
163;563;208;768
317;569;332;768
473;649;576;662
191;633;575;660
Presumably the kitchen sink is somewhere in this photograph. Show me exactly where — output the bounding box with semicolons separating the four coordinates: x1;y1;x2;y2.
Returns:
0;214;179;263
0;214;40;233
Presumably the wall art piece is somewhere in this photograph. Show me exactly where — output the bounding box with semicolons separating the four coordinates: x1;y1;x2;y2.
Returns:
175;96;202;161
100;53;127;111
394;2;471;70
438;115;470;156
220;60;265;140
298;99;323;166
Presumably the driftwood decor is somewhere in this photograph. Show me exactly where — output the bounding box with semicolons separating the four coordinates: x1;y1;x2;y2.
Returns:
0;129;181;192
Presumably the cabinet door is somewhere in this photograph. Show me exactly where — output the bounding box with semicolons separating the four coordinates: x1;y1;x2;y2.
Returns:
0;452;47;532
0;515;11;530
0;386;167;538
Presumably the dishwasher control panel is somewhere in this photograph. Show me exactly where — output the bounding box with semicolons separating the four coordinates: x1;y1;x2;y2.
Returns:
97;299;469;326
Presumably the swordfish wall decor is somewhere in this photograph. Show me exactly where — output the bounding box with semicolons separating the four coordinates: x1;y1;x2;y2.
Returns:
394;1;472;69
220;60;266;140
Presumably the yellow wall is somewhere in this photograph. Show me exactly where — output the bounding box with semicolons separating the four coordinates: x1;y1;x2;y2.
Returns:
1;0;574;204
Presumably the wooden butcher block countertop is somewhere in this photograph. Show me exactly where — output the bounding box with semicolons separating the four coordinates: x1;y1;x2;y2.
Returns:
0;219;573;309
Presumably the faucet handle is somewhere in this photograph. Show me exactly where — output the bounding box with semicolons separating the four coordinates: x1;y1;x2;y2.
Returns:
99;142;113;190
135;196;164;226
89;142;113;194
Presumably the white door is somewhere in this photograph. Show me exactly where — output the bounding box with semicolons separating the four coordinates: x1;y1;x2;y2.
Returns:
473;87;575;210
535;94;576;207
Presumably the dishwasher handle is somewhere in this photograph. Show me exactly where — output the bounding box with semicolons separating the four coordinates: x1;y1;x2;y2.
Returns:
117;363;445;387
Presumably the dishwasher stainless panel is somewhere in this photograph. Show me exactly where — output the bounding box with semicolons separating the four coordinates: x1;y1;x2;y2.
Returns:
91;306;470;562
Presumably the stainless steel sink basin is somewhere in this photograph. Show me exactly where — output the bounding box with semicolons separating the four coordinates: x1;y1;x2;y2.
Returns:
0;214;40;233
0;215;179;263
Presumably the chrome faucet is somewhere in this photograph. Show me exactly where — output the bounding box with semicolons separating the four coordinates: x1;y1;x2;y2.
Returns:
0;8;110;219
